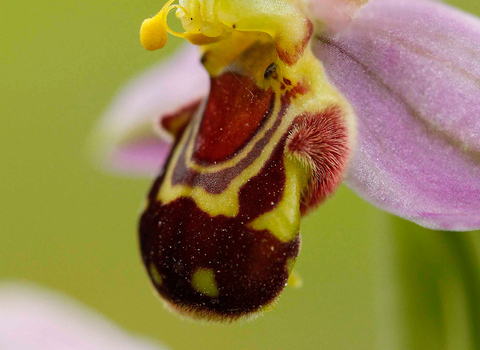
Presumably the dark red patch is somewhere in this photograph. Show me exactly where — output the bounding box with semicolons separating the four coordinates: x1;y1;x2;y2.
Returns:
140;141;299;320
281;81;310;106
283;78;292;86
169;83;292;195
140;197;300;320
238;140;287;220
170;111;282;194
286;107;349;215
167;79;309;195
192;72;274;164
161;100;202;139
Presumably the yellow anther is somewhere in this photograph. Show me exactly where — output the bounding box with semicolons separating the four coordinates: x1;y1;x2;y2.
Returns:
141;0;226;51
141;16;168;51
140;0;176;51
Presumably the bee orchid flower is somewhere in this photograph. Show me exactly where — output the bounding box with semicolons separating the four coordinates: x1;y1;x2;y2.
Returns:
93;0;480;322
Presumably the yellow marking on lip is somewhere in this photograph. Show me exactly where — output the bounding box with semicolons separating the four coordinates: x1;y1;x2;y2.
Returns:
287;271;303;289
182;47;333;175
191;268;220;297
158;50;354;219
182;47;352;174
247;155;306;242
149;263;163;286
286;258;303;288
158;92;287;217
183;95;281;174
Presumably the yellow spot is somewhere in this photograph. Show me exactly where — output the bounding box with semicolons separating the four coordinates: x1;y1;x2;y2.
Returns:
247;156;307;242
286;258;302;288
287;272;303;289
149;263;163;286
191;268;219;297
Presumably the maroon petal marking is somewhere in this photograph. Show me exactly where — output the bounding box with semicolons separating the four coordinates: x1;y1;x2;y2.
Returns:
140;141;299;321
160;100;202;140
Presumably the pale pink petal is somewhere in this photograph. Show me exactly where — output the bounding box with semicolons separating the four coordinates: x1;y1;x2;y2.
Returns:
0;282;167;350
315;0;480;230
307;0;368;32
91;45;209;176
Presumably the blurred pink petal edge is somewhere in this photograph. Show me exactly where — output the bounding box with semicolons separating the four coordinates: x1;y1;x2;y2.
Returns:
308;0;368;32
91;45;209;176
0;282;167;350
315;0;480;230
95;0;480;230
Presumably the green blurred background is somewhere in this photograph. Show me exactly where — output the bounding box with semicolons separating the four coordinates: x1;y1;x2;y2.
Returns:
1;1;480;349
